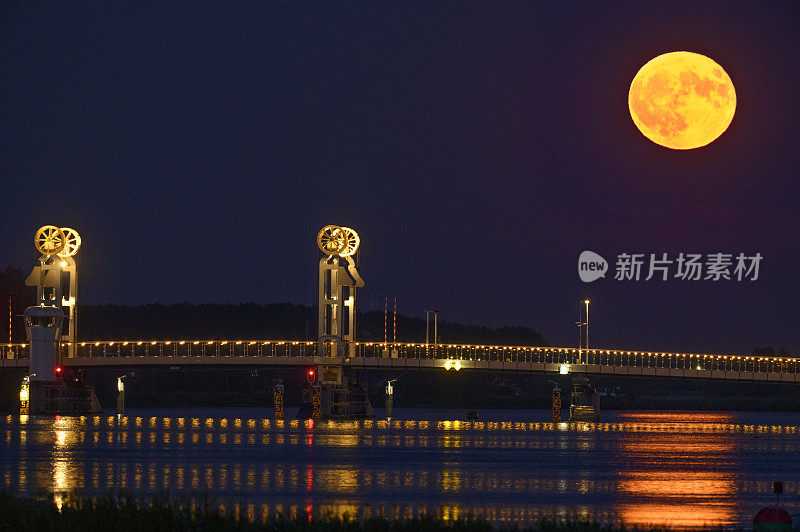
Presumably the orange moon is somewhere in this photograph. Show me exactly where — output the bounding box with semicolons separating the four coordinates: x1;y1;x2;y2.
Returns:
628;51;736;150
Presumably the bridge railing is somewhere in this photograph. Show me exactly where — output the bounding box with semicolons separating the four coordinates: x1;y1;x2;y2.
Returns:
69;340;319;358
0;344;28;363
353;343;798;375
0;340;797;375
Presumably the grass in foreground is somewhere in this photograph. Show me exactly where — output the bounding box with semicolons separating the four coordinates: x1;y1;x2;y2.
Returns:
0;491;671;532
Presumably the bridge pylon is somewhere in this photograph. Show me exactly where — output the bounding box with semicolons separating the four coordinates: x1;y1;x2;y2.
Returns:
316;225;364;358
25;226;81;357
21;226;101;415
296;226;372;419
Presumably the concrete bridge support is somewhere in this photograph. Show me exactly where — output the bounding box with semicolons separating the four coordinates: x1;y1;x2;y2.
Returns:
569;376;600;422
22;305;101;415
24;306;64;382
297;365;373;420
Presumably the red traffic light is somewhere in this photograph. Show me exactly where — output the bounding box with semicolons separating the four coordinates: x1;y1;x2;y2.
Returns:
55;366;62;374
306;368;316;383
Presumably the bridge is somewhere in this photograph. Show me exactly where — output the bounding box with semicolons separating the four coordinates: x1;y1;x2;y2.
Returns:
10;224;799;418
2;340;798;383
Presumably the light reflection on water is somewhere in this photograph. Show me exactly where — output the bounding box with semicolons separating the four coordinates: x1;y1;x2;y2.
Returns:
2;409;800;528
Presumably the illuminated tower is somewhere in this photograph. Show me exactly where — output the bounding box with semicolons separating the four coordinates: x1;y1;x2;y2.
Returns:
25;226;81;356
298;225;372;419
21;226;100;415
316;225;364;357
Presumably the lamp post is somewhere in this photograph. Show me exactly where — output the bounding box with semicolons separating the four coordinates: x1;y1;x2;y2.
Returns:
584;300;590;351
425;309;439;346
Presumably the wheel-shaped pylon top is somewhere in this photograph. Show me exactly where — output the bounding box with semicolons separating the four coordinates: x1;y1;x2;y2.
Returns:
34;225;66;256
57;227;82;258
317;225;345;255
338;227;360;257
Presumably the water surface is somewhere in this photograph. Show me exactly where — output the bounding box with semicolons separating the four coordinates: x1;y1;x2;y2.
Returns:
2;408;799;528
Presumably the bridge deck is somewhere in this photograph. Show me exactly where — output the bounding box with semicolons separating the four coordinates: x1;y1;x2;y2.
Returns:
1;340;798;382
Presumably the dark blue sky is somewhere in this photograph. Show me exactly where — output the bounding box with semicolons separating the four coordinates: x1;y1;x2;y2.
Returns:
2;3;799;353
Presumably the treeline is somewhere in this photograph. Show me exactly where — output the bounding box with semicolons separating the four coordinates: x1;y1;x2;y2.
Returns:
0;268;36;343
77;303;549;346
3;266;795;352
1;266;548;346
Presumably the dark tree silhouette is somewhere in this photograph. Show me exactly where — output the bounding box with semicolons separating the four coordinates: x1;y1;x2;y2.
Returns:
0;268;35;343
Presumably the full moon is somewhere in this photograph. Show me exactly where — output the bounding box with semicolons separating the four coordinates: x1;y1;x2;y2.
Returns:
629;51;736;150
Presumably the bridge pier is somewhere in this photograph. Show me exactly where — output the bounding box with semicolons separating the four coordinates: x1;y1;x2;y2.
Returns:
21;306;102;415
297;365;373;420
568;376;600;422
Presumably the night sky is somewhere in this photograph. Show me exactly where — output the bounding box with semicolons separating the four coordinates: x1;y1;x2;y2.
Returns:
2;3;799;354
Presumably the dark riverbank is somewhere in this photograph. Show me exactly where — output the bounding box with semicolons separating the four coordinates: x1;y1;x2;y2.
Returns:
0;290;549;348
1;491;668;532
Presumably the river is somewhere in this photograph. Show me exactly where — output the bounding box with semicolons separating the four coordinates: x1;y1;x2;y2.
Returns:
2;408;799;528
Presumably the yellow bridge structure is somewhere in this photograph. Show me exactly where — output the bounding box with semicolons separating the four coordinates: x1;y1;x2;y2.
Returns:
1;340;797;383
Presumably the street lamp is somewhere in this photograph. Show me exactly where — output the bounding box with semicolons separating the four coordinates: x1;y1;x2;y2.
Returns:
584;300;590;351
425;309;439;346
